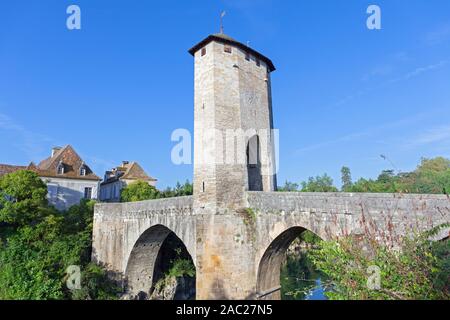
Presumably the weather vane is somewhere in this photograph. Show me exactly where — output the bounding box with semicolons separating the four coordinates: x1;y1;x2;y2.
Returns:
220;11;226;34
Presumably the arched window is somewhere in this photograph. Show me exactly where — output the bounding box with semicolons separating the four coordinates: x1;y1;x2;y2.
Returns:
247;135;260;167
247;135;263;191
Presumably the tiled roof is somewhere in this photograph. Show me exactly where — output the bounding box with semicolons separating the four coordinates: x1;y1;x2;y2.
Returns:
0;164;27;177
37;145;101;181
0;145;101;181
101;161;157;185
188;33;276;72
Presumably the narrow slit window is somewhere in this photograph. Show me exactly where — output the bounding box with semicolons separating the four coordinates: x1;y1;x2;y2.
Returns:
224;45;232;54
256;59;261;67
201;47;206;56
202;181;205;192
245;52;250;61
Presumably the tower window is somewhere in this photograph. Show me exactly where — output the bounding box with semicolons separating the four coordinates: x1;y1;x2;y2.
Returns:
256;59;261;67
201;47;206;56
202;181;205;192
224;45;232;54
245;52;250;61
80;167;86;176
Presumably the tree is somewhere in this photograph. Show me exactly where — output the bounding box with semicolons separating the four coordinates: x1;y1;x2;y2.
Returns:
160;180;193;198
300;174;338;192
410;157;450;194
0;170;49;226
0;170;119;300
120;181;161;202
340;166;352;192
346;157;450;194
417;157;450;173
278;180;299;192
377;170;395;183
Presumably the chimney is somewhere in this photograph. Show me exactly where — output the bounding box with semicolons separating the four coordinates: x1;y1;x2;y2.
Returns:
51;147;62;157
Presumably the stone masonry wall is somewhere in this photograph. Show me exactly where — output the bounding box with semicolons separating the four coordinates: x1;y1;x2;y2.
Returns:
92;196;195;277
247;191;450;269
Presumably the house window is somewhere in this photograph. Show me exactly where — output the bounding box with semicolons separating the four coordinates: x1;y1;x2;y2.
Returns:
256;59;260;67
245;52;250;61
201;47;206;56
84;187;93;199
57;163;64;175
224;45;232;53
80;167;86;176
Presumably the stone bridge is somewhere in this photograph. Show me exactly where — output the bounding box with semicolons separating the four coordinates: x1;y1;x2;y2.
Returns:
92;191;450;300
92;32;450;300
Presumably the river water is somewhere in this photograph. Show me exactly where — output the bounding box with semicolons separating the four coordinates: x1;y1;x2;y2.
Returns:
280;253;330;300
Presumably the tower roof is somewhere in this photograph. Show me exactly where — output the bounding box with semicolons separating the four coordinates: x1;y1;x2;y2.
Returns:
188;33;276;72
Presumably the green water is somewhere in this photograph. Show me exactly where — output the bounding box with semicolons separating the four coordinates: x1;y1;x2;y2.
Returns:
281;253;330;300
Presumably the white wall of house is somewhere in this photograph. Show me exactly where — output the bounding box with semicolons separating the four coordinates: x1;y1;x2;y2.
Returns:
41;177;100;211
99;179;156;202
99;180;124;202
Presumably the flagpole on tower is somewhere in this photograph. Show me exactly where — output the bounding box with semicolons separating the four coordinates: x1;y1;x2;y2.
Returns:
220;11;226;34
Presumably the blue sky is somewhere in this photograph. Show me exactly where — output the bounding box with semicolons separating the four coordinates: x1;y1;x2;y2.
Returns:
1;0;450;189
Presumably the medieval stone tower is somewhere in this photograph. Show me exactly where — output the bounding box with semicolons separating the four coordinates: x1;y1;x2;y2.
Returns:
189;33;278;212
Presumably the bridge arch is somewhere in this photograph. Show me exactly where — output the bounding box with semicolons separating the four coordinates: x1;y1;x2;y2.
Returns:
256;226;323;300
125;224;196;300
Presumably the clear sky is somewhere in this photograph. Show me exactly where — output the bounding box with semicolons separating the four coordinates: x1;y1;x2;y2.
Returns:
1;0;449;189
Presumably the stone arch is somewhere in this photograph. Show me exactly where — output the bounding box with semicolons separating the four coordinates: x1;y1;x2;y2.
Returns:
125;224;196;300
247;134;263;191
256;226;322;300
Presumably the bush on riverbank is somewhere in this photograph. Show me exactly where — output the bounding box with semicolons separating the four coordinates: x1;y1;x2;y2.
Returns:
0;170;119;300
310;223;449;300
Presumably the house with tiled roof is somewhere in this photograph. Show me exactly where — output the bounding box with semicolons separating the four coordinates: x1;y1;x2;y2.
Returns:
0;145;101;210
99;161;157;202
0;164;27;176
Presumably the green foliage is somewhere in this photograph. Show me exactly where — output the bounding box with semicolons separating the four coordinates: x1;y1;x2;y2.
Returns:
417;157;450;172
278;180;299;192
242;208;257;225
0;171;119;300
309;224;450;300
71;263;120;300
160;180;193;198
340;166;352;192
167;258;196;278
299;230;322;245
300;174;338;192
348;157;450;194
152;248;196;296
279;157;450;195
120;180;194;203
0;170;48;226
120;180;161;202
